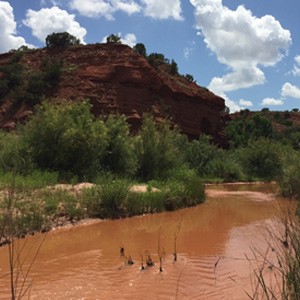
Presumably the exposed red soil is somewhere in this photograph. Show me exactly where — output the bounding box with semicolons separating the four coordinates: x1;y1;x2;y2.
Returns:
0;44;225;141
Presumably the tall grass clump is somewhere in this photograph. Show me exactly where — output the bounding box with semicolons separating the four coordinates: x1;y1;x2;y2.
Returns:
126;190;165;215
248;209;300;299
97;178;130;218
163;168;205;210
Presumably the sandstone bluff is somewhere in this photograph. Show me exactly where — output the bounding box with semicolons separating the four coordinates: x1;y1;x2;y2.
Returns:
0;43;225;141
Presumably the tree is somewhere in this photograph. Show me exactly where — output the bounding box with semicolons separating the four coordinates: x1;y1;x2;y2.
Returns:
185;74;195;82
135;115;182;180
133;43;147;57
21;101;108;179
170;59;179;75
106;34;121;44
101;115;137;176
45;32;80;48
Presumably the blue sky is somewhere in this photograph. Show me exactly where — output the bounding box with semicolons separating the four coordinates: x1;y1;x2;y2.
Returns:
1;0;300;112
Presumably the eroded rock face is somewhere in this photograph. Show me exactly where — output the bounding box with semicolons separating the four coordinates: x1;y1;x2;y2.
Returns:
0;43;225;139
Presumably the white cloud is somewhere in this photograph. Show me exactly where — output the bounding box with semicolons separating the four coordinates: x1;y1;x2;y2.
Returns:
209;66;265;94
292;55;300;77
70;0;141;20
217;92;240;113
261;98;284;106
101;33;137;47
0;1;32;53
121;33;137;47
70;0;182;20
23;7;87;44
190;0;291;95
239;99;253;107
281;82;300;99
141;0;183;20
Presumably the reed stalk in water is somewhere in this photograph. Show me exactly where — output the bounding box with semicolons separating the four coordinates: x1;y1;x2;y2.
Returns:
247;203;300;299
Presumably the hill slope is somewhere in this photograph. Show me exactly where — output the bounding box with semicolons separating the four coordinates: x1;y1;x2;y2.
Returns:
0;43;225;140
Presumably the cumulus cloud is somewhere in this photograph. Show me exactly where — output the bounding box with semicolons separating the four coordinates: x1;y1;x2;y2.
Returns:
261;98;284;106
239;99;253;107
23;7;87;43
209;66;265;95
190;0;291;95
292;55;300;77
216;92;240;113
70;0;141;20
121;33;137;47
0;1;32;53
70;0;182;20
101;33;137;47
141;0;183;20
281;82;300;99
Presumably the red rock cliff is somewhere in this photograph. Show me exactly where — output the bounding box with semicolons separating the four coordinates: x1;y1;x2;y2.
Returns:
0;43;225;139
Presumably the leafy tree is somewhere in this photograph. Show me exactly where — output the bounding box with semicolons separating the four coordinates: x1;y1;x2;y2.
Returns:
184;135;219;177
185;74;195;82
106;34;121;44
45;32;80;48
21;101;108;179
237;139;284;180
225;113;273;147
147;53;166;68
135;115;182;180
101;115;137;176
133;43;147;57
170;59;179;75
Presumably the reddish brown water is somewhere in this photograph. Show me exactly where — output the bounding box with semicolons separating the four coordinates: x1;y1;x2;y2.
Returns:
0;183;288;299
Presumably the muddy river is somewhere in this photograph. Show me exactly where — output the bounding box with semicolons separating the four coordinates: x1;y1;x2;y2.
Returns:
0;183;289;299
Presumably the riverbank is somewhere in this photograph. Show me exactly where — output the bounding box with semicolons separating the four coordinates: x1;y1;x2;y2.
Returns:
0;176;205;246
0;182;285;299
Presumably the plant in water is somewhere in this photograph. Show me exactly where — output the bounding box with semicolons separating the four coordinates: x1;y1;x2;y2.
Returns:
173;217;183;262
0;171;46;299
247;204;300;299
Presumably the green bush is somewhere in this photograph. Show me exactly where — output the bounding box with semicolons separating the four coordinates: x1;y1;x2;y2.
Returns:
21;101;108;180
278;150;300;199
237;139;285;180
46;32;80;48
133;43;147;57
184;135;219;177
225;114;273;147
102;115;137;176
135;115;183;180
164;169;205;210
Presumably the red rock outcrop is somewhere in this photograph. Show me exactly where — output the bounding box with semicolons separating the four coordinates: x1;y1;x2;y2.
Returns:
0;43;225;139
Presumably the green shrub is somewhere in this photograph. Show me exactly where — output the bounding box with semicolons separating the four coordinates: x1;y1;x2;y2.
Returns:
102;115;137;176
133;43;147;57
135;114;183;180
163;169;205;210
184;135;219;177
225;113;273;147
278;150;300;199
237;139;284;180
46;32;80;48
21;101;108;180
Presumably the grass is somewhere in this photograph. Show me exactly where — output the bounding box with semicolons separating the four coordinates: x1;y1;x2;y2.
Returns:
248;203;300;299
0;169;205;240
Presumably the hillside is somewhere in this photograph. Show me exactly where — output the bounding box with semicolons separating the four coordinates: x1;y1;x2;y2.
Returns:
0;43;225;141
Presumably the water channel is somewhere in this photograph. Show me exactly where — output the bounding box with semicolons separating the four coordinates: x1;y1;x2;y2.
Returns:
0;183;289;299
